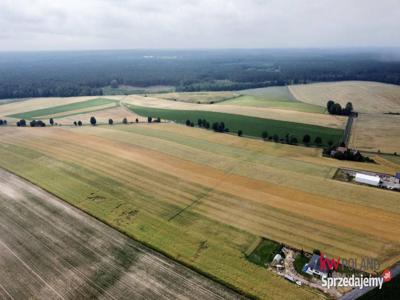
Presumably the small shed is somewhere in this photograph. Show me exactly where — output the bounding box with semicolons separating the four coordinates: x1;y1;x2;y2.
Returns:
355;173;381;187
396;172;400;180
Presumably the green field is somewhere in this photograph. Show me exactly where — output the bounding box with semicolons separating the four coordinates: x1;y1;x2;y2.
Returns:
222;95;326;113
8;98;117;119
240;86;298;101
218;86;325;113
129;105;344;146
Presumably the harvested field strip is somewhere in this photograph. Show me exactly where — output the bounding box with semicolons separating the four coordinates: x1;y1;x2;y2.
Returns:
0;146;313;300
6;138;389;260
221;95;325;113
8;98;117;119
0;169;243;299
128;105;344;146
1;128;399;270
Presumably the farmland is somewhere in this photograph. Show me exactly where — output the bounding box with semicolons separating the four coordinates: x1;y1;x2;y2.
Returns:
221;86;325;113
289;81;400;114
8;98;118;120
128;104;344;146
289;81;400;153
152;91;239;104
0;122;399;298
121;95;346;129
0;168;240;299
349;113;400;153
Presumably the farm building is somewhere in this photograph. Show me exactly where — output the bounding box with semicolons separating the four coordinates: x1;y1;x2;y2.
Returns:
396;172;400;180
302;254;329;278
355;173;381;187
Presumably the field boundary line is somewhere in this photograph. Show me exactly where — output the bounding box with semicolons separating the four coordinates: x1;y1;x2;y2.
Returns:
0;239;65;300
0;167;252;299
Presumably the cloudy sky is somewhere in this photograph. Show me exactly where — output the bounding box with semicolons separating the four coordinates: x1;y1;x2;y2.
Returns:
1;0;399;51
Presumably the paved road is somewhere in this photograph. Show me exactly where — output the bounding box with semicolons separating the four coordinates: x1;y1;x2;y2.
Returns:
343;114;354;146
339;264;400;300
0;168;242;300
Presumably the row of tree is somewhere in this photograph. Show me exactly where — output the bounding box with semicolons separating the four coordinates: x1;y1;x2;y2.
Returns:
184;118;328;146
0;119;7;125
327;100;354;116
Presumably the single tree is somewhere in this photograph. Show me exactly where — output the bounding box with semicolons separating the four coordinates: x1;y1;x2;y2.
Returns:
212;122;219;132
78;121;83;126
290;136;298;145
135;118;139;123
204;121;210;129
314;136;322;145
109;118;114;125
303;134;311;145
190;122;194;127
198;119;203;127
49;118;54;126
122;118;128;124
147;116;152;123
156;117;161;123
272;134;279;142
73;121;77;126
238;130;243;137
90;116;96;126
186;119;191;126
19;119;26;127
262;131;268;140
344;102;353;115
327;100;335;113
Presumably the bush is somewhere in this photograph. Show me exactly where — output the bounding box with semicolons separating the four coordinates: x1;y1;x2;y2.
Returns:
290;136;298;145
238;130;243;137
78;121;82;126
272;134;279;142
109;119;114;125
90;116;96;126
135;118;139;123
303;134;311;145
30;120;46;127
17;119;26;127
262;131;268;140
314;136;322;145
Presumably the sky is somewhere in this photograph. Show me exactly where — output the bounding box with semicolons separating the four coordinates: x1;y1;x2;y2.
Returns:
1;0;400;51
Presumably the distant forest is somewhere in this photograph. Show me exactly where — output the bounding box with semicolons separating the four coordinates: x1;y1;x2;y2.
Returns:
0;49;399;99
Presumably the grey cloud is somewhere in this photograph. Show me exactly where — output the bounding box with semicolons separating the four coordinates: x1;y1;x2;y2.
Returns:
0;0;399;51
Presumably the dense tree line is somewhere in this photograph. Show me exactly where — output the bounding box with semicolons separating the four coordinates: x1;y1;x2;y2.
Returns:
0;49;399;100
327;100;354;115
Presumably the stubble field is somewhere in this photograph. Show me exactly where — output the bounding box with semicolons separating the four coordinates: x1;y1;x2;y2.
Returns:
0;168;240;299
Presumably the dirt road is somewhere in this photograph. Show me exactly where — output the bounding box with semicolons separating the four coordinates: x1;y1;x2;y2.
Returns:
0;168;241;300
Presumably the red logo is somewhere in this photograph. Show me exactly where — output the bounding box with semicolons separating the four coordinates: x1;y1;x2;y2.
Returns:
382;269;392;282
320;252;341;271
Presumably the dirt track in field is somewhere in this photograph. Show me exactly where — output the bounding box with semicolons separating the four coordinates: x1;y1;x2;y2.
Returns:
0;168;241;300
